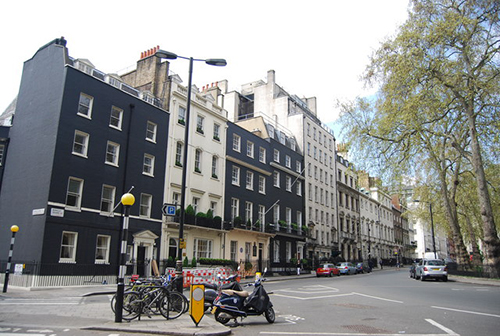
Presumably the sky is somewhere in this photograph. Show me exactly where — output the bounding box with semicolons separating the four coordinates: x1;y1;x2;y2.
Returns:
0;0;409;126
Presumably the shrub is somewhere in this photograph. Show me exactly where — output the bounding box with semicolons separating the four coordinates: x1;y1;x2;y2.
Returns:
185;205;195;216
234;216;244;225
183;257;189;267
206;209;214;219
191;257;197;268
214;216;222;225
196;212;207;218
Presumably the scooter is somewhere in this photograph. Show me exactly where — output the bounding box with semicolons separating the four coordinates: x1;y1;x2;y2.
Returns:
211;268;275;325
203;272;243;311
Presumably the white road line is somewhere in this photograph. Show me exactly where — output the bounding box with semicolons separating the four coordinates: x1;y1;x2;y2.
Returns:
352;292;404;304
426;319;459;335
271;292;354;300
432;306;500;318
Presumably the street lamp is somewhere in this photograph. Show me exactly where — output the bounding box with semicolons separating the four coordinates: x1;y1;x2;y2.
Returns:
414;200;437;259
2;225;19;293
115;193;135;322
155;49;226;292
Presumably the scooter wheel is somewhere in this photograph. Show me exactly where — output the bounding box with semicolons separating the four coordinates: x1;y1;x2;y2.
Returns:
215;310;231;325
265;306;275;323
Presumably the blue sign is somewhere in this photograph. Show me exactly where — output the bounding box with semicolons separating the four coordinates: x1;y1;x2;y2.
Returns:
162;204;177;216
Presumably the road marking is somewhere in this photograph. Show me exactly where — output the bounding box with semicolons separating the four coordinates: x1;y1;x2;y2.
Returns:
260;332;458;335
426;319;459;335
432;306;500;318
352;292;404;304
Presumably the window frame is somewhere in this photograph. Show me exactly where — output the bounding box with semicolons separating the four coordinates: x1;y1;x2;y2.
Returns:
109;106;123;130
143;153;155;176
59;231;78;263
77;93;93;119
231;166;240;185
66;177;83;209
95;234;111;264
72;130;89;157
105;141;120;166
139;193;152;218
100;184;116;215
146;121;157;143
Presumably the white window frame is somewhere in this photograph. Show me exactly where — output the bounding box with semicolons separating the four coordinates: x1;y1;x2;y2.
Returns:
196;115;205;134
60;231;78;263
100;184;115;214
245;201;253;224
296;181;302;196
273;171;280;188
105;141;120;166
259;147;266;163
211;156;218;178
285;155;291;168
273;240;280;262
0;144;4;166
258;176;266;194
66;177;83;209
143;153;155;176
232;166;240;185
232;134;241;152
146;121;157;143
286;176;292;192
72;130;89;157
230;241;238;261
194;238;213;259
109;106;123;130
273;149;280;163
178;106;186;124
247;141;254;158
246;171;254;190
77;93;93;118
213;123;220;141
194;149;202;173
258;205;265;227
231;198;239;220
95;234;111;264
175;142;183;166
140;193;152;218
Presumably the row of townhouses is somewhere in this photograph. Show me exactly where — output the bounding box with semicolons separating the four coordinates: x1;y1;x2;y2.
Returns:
0;38;416;285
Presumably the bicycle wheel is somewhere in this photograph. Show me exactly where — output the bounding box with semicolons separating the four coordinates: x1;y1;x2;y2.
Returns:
121;291;142;321
159;291;188;320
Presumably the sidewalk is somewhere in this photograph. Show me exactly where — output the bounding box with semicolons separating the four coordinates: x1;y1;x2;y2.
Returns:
1;269;499;336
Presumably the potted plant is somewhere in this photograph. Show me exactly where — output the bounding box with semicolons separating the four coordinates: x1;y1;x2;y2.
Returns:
178;119;185;125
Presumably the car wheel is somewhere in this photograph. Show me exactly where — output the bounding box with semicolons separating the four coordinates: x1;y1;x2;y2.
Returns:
443;276;448;282
330;272;334;277
420;275;425;281
337;272;340;276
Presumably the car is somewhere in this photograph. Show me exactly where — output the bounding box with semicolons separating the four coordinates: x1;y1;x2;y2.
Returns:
415;259;448;281
355;262;371;274
316;263;340;277
337;262;356;275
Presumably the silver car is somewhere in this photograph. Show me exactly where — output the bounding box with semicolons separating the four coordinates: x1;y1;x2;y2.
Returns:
415;259;448;282
337;262;356;275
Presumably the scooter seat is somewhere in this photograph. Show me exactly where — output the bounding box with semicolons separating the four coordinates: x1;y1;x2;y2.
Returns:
222;289;250;297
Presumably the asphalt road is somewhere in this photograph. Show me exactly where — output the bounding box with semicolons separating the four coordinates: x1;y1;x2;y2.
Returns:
228;269;500;336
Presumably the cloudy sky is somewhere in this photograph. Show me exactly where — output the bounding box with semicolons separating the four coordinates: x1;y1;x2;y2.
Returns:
1;0;409;125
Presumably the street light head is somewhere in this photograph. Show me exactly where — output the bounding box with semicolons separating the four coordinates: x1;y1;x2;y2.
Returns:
155;49;178;60
121;193;135;206
10;225;19;233
205;58;227;66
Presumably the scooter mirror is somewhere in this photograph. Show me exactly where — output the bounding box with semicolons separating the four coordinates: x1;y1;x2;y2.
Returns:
263;267;267;274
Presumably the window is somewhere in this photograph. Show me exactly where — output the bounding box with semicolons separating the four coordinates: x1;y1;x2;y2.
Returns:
0;145;4;166
95;235;111;263
213;123;220;141
246;171;254;190
66;177;83;209
210;201;217;216
109;106;123;130
211;156;218;178
172;192;180;205
72;130;89;157
286;207;292;225
308;183;312;201
143;154;155;176
297;211;302;227
175;142;183;166
245;202;253;223
279;132;286;145
273;240;280;262
231;166;240;185
194;149;202;173
105;141;120;166
273;171;280;187
194;238;213;259
140;194;152;218
258;176;266;194
247;141;254;158
258;205;265;227
259;147;266;163
285;155;291;168
296;181;302;196
146;121;157;142
245;242;251;261
291;138;296;150
60;231;78;262
196;115;204;134
268;125;275;138
192;197;200;213
296;161;302;173
178;106;186;124
77;93;93;118
230;241;238;261
273;149;280;162
231;198;239;220
273;204;280;224
232;134;241;152
286;176;292;192
100;185;115;214
286;241;291;262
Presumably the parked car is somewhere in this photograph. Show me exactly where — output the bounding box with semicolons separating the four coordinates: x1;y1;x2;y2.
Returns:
316;263;340;277
355;262;371;274
415;259;448;281
337;262;356;275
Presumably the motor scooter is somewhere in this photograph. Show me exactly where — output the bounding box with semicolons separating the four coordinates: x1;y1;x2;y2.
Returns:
203;272;242;311
211;268;275;325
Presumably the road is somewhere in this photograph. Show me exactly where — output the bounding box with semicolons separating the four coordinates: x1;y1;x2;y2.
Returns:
228;269;500;335
0;270;499;335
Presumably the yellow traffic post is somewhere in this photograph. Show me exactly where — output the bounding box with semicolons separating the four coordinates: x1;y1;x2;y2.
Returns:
189;284;205;326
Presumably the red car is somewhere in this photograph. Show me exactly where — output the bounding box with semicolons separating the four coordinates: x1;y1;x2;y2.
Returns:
316;263;340;277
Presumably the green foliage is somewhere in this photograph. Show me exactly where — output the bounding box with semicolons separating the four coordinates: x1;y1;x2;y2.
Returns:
183;256;189;267
196;212;206;218
185;205;195;216
206;209;214;219
198;258;237;270
234;216;243;225
191;257;197;268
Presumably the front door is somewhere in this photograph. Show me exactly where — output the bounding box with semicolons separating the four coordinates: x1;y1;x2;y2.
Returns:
137;246;146;277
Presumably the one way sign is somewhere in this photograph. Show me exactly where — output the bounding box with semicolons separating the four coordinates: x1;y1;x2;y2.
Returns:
162;203;176;216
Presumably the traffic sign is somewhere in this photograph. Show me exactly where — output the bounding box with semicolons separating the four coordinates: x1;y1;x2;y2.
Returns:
162;203;176;216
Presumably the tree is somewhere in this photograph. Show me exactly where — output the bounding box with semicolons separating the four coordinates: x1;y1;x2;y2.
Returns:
337;0;500;276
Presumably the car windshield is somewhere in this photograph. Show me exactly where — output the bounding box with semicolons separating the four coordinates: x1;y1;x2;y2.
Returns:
320;264;331;268
426;260;445;266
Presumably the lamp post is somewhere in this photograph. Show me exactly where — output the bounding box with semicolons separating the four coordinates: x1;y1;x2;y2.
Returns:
414;200;437;259
3;225;19;293
114;193;135;322
155;50;226;292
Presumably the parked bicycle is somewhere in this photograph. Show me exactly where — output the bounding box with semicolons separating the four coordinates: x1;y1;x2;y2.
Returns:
111;275;188;321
